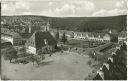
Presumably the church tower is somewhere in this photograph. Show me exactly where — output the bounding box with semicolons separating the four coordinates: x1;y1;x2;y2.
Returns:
28;21;32;33
109;30;112;34
45;21;50;31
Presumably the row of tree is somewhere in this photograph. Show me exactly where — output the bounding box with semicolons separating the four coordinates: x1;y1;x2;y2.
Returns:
55;31;68;44
2;46;45;66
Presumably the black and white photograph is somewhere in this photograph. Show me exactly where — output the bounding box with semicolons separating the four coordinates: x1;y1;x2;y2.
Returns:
1;0;127;80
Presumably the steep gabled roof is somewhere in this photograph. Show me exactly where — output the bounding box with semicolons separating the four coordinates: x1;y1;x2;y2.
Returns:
92;32;107;38
102;63;109;71
93;73;103;80
35;31;57;49
96;70;104;80
118;31;127;37
107;57;113;63
25;32;36;47
26;30;57;50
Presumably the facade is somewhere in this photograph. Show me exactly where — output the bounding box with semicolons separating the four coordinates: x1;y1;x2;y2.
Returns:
103;33;111;42
73;32;89;40
50;29;111;43
73;32;111;42
1;28;23;45
25;31;57;54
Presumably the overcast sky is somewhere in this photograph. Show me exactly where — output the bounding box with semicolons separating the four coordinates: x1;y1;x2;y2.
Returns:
1;0;127;17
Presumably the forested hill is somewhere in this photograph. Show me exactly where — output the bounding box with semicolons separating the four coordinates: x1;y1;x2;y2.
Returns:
1;15;127;33
51;15;127;32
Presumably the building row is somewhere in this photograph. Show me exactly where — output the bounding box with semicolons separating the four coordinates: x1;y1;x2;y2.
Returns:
51;29;126;43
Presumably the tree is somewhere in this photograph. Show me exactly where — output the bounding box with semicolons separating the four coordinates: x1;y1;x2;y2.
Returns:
111;34;118;43
55;31;59;41
29;54;35;66
88;51;95;59
42;47;48;54
19;46;26;57
34;55;41;66
37;49;43;55
30;55;42;66
37;49;45;59
4;46;18;63
17;46;27;63
61;32;67;44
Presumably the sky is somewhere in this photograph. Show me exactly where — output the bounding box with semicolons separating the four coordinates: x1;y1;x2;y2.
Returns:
1;0;127;17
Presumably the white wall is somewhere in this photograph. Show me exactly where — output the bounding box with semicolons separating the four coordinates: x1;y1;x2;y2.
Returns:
103;34;110;41
1;35;13;44
118;37;127;42
26;46;36;54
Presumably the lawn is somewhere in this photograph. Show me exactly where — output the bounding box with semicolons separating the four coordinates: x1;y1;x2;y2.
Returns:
1;51;93;80
66;39;90;48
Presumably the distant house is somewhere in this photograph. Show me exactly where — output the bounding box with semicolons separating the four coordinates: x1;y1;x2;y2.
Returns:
91;33;103;41
74;32;83;39
1;28;23;45
25;31;57;54
73;32;90;40
49;29;111;43
1;40;13;48
71;31;110;42
118;31;127;42
88;33;111;42
103;33;111;42
102;63;110;80
50;29;74;39
93;70;104;80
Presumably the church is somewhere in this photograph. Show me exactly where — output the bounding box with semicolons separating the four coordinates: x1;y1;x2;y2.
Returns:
25;22;57;54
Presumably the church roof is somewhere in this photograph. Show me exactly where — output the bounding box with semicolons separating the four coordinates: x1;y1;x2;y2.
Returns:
26;30;57;50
